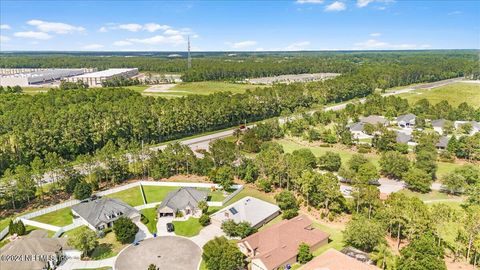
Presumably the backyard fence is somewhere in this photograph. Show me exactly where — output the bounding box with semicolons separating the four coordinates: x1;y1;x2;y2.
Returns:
21;219;61;232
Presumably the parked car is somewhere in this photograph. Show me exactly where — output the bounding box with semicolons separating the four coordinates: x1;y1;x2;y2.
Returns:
166;223;174;232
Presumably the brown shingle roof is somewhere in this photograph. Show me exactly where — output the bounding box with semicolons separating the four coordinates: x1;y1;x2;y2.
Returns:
299;248;379;270
240;215;329;270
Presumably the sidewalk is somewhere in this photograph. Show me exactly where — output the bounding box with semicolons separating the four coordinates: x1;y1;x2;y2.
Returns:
57;257;115;270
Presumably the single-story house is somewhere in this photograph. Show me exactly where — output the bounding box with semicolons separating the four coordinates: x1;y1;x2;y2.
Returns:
432;119;446;134
454;120;480;135
0;230;81;270
360;115;389;126
396;113;416;128
395;131;413;144
210;197;280;229
71;198;140;231
349;122;370;139
436;136;449;150
157;187;208;218
298;248;379;270
238;215;329;270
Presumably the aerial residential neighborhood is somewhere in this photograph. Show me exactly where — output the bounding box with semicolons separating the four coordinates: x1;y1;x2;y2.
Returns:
0;1;479;270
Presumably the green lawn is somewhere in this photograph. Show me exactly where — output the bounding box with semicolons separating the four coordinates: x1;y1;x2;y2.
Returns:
171;81;262;95
105;186;144;206
172;217;203;237
62;225;87;238
31;207;73;227
124;85;149;93
142;186;178;204
0;218;11;232
399;189;464;202
398;82;480;107
278;139;466;178
199;188;225;202
224;186;276;207
90;231;126;260
199;260;207;270
140;208;158;234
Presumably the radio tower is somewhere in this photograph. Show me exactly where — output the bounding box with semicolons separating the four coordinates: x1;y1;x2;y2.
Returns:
187;35;192;69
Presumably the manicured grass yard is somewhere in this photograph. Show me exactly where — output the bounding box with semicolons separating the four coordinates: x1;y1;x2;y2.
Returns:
398;82;480;107
399;189;464;202
224;186;275;207
172;217;203;237
142;186;178;204
140;208;158;234
105;186;144;206
62;225;87;238
90;231;126;260
199;188;225;202
31;207;73;227
0;218;11;232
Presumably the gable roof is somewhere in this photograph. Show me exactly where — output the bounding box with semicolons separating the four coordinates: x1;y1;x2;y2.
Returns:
395;131;412;144
210;197;280;228
436;136;449;148
360;115;388;125
396;113;416;123
349;122;365;132
157;187;208;213
71;198;139;228
240;215;329;270
432;119;446;128
0;231;74;270
298;248;379;270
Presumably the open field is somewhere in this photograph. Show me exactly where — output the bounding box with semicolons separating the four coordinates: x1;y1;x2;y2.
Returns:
172;217;202;237
31;207;73;227
141;81;265;98
399;189;464;202
277;139;470;179
397;82;480;107
105;187;144;206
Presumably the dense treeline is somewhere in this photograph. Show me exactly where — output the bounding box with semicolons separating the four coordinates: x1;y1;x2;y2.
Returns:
0;85;313;177
1;51;477;82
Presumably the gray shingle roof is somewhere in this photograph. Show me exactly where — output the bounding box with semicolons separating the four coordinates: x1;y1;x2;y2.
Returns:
432;119;446;128
436;136;449;148
71;198;139;228
360;115;388;125
395;131;412;144
349;122;365;132
396;113;416;123
157;187;208;213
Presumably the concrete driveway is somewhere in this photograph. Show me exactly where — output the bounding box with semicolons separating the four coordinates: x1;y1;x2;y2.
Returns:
190;224;225;247
114;236;201;270
156;216;175;236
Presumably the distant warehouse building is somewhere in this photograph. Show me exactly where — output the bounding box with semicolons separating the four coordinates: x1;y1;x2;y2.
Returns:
67;68;139;87
0;69;87;87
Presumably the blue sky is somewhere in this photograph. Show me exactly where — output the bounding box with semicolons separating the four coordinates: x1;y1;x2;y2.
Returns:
0;0;479;51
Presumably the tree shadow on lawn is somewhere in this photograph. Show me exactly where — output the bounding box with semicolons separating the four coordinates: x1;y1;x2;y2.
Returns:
90;243;114;260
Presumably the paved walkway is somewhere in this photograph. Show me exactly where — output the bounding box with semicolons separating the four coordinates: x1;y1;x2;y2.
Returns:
134;221;152;242
57;257;115;270
190;224;225;247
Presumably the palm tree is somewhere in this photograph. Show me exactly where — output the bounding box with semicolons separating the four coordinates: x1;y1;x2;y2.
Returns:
371;244;396;270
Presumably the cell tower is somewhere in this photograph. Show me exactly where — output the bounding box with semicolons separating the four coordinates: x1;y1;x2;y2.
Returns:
187;35;192;69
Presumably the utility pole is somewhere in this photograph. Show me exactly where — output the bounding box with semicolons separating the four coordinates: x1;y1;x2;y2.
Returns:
187;35;192;69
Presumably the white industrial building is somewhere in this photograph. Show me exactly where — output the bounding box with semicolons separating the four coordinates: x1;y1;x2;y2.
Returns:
0;69;87;87
66;68;139;87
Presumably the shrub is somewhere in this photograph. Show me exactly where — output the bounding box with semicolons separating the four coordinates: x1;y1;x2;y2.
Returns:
199;214;211;226
8;220;26;236
257;178;272;193
74;181;93;200
113;217;139;244
298;242;313;264
282;209;299;220
221;220;256;238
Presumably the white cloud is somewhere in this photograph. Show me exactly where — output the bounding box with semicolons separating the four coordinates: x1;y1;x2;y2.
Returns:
0;35;11;42
448;11;462;16
228;40;258;49
113;40;133;46
357;0;394;8
27;20;85;34
99;26;108;32
354;39;431;50
82;44;104;50
0;24;11;30
296;0;324;4
14;31;52;40
144;23;170;32
370;32;381;37
127;34;185;45
285;41;310;50
325;1;346;11
164;29;180;36
118;23;143;32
